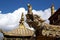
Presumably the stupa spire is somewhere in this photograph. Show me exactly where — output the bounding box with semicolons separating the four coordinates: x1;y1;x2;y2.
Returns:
20;13;24;24
51;3;55;15
28;3;32;14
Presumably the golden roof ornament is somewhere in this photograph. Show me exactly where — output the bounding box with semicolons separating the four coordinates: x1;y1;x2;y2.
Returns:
2;12;34;36
28;3;31;7
51;3;55;15
20;13;24;24
27;3;32;14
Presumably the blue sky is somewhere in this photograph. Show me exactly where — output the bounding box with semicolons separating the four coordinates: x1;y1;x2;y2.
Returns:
0;0;60;13
0;0;60;38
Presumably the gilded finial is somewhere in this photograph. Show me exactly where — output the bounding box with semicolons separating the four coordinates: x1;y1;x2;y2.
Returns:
28;3;30;7
27;3;32;14
20;13;24;23
51;3;55;15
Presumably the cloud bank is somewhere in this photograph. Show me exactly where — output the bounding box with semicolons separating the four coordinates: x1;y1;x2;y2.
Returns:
0;8;26;31
0;7;51;38
0;8;51;31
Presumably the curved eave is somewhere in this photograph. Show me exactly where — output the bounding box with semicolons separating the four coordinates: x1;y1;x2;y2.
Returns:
3;24;34;37
4;35;32;38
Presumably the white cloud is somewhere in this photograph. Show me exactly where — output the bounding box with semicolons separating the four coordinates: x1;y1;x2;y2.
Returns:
0;8;26;31
0;11;2;13
32;8;51;20
32;8;51;24
0;8;52;30
0;7;52;39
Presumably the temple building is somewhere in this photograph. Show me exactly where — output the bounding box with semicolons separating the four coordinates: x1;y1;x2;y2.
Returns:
26;4;56;40
0;3;60;40
2;13;35;40
26;4;60;40
49;4;60;25
48;4;60;40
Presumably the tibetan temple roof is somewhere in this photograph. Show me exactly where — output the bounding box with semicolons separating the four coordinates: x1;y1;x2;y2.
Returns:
3;13;34;36
49;8;60;20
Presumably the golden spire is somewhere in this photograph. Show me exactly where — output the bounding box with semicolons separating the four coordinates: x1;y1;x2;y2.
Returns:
20;13;24;24
51;4;55;15
27;3;32;14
